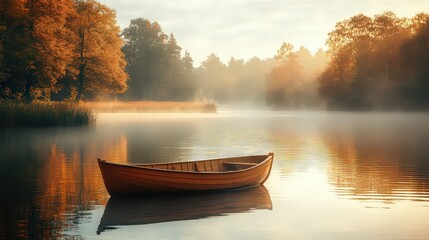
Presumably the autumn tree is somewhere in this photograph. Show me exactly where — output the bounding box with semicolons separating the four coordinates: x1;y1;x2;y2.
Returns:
319;12;429;110
0;0;77;101
318;46;356;109
31;0;77;100
71;0;128;101
0;0;128;102
400;13;429;108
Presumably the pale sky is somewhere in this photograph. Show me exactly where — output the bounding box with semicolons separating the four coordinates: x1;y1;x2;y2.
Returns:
99;0;429;66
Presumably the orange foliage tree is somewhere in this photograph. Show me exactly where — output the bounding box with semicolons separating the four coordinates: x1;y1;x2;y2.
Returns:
0;0;75;100
72;0;128;101
400;14;429;107
319;12;429;110
0;0;128;102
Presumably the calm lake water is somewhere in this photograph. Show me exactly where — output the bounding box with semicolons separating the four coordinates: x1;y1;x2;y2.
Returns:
1;111;429;239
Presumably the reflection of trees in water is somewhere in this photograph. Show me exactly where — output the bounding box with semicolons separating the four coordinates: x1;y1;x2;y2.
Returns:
0;128;129;239
323;118;429;202
0;122;195;239
267;117;329;176
38;143;107;237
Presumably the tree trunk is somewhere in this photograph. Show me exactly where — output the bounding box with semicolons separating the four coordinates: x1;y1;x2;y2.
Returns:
24;76;33;103
75;27;86;102
75;64;86;102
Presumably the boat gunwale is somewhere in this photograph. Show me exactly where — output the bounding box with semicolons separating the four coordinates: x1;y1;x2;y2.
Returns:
98;154;273;175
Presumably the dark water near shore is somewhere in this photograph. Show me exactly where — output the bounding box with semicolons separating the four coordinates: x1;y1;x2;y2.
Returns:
1;112;429;239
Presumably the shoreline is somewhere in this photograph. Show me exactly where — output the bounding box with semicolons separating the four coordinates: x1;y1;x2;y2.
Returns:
80;101;217;113
0;101;216;128
0;101;95;128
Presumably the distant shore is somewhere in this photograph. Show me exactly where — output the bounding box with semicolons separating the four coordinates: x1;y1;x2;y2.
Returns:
80;101;217;113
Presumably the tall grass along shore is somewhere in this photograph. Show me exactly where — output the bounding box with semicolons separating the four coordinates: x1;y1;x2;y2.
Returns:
0;101;95;128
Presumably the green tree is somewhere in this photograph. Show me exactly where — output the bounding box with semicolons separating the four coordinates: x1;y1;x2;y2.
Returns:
275;42;297;63
227;57;245;101
196;54;235;102
266;43;302;108
226;57;277;106
122;19;195;100
122;18;168;100
195;56;277;106
244;57;277;105
156;34;195;100
266;43;328;109
166;49;196;100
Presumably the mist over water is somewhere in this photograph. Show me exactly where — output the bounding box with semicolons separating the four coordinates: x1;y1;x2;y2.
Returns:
0;111;429;239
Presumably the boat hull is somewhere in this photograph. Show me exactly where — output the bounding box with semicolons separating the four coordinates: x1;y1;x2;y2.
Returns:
98;153;274;195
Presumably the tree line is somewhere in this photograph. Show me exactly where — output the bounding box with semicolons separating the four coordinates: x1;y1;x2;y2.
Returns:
0;0;200;103
265;12;429;110
0;0;297;106
1;2;429;111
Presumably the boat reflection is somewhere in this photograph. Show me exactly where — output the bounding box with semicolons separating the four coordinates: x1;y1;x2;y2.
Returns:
97;185;272;234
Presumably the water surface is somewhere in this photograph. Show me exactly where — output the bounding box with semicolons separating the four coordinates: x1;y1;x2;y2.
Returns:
1;111;428;239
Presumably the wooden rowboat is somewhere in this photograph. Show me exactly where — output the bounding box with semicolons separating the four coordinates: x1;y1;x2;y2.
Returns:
97;185;272;234
97;153;274;195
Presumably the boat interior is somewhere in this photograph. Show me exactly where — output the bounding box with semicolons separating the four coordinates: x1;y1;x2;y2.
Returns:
136;155;270;172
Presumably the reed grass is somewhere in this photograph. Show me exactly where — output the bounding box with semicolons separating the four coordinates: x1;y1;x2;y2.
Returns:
0;101;95;128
